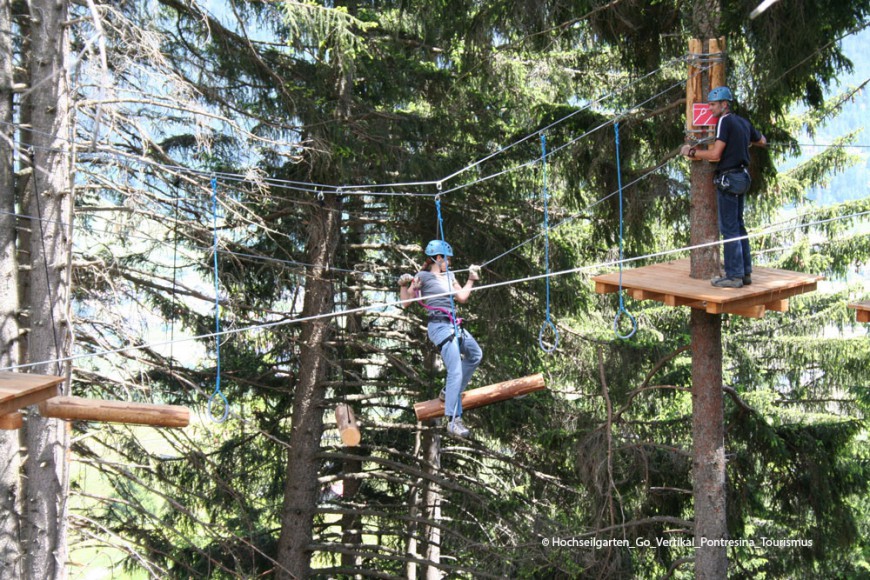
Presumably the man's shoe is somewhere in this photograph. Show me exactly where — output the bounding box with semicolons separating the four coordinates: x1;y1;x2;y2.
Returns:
446;416;471;438
711;276;743;288
743;274;752;285
438;388;446;401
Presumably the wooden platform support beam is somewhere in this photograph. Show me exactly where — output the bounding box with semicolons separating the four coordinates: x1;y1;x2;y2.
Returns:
39;396;189;428
414;373;546;421
0;412;23;430
849;301;870;323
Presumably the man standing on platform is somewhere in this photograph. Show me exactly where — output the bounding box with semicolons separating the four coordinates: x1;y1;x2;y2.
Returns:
681;86;767;288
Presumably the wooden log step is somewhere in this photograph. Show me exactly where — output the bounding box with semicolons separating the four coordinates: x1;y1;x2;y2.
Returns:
414;373;546;421
39;396;189;428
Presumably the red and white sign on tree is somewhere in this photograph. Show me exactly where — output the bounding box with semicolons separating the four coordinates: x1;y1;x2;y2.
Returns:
692;103;718;126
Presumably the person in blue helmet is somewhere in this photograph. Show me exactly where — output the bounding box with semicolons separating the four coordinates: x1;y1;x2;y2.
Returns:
398;240;482;438
681;86;767;288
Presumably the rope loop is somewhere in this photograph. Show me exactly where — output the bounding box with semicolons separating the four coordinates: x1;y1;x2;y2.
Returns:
207;391;230;423
538;320;560;353
612;122;637;340
612;307;637;340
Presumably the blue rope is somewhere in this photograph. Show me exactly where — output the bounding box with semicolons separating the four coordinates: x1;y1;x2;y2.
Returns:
434;196;461;342
208;176;230;422
434;193;463;421
613;123;637;340
538;134;559;353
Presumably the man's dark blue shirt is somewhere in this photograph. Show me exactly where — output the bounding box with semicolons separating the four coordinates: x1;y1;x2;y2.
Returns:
715;113;762;174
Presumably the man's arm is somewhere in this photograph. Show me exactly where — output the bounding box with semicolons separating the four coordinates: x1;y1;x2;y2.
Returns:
681;139;726;162
751;134;767;148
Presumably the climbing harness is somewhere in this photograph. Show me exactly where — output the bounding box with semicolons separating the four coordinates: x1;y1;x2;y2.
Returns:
613;122;637;340
538;133;560;353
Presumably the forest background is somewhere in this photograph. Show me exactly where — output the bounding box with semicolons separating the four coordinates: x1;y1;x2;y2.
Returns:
1;0;868;578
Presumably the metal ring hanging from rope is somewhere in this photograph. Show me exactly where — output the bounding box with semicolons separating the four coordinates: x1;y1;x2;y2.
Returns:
208;176;230;423
613;122;637;340
538;133;559;353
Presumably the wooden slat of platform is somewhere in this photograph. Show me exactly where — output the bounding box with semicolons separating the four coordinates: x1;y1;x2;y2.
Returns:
0;372;65;416
849;301;870;323
593;259;822;318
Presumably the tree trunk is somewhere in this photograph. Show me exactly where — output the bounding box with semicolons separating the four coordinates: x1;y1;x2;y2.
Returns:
689;155;719;280
688;24;729;578
0;0;23;573
276;193;341;579
690;309;727;579
421;421;442;579
405;427;422;579
20;0;72;578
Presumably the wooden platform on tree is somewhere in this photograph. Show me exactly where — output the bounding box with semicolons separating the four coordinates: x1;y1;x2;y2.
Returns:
414;373;546;421
0;372;65;429
849;301;870;323
593;259;822;319
0;371;189;429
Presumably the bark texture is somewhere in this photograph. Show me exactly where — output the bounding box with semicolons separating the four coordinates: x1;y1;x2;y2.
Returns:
276;193;341;578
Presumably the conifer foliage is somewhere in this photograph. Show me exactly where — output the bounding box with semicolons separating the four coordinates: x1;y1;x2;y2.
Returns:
0;0;868;577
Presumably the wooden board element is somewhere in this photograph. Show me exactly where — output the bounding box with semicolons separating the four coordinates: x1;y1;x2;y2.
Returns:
39;396;189;428
0;372;65;416
848;301;870;323
0;413;23;430
334;404;361;446
593;259;822;319
414;373;546;421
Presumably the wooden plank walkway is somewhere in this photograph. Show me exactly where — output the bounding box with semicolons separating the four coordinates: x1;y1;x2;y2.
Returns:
593;259;822;318
848;301;870;323
0;372;65;429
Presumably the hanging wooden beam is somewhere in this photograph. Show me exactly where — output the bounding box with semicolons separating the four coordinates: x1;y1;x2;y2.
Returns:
414;373;546;421
38;396;189;428
334;403;361;446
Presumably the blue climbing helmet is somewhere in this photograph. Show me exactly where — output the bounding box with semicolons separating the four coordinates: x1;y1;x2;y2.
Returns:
708;86;733;102
425;239;453;257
